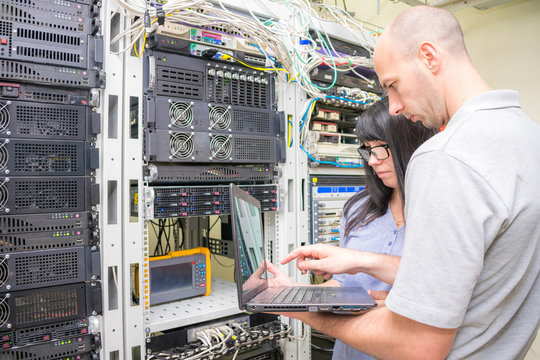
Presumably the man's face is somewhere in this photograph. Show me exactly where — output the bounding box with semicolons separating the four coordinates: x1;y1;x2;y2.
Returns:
374;37;446;129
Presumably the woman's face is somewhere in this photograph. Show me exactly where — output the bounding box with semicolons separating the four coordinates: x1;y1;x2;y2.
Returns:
363;140;398;189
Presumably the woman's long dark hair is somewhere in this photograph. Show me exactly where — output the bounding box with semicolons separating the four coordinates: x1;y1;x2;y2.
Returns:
343;97;438;238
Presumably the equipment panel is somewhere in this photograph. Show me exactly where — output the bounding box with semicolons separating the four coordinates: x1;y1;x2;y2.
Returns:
145;184;278;219
0;211;97;234
0;176;99;215
0;139;98;176
310;176;365;244
0;99;98;141
0;246;100;292
0;282;102;331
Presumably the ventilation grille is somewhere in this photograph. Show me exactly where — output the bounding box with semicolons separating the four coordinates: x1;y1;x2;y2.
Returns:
16;46;81;65
234;138;272;160
13;143;78;173
168;100;193;128
0;3;84;33
158;67;202;84
232;109;270;133
16;27;81;46
15;105;79;137
209;105;231;130
158;82;202;99
229;78;267;108
0;141;7;172
0;102;10;133
169;132;194;160
14;179;79;211
24;90;68;103
210;135;232;160
151;166;273;183
0;60;86;87
14;251;79;285
0;234;86;253
0;296;9;328
0;179;8;210
0;257;8;288
14;287;80;325
0;215;89;234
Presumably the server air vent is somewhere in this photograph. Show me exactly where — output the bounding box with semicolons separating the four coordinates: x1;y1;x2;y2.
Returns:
210;134;232;160
168;100;193;128
0;102;10;133
209;105;231;130
169;132;194;160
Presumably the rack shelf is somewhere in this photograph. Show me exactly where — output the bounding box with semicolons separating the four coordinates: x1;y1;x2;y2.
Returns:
149;278;242;332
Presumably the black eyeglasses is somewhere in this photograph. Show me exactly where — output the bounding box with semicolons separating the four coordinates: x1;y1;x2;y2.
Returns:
357;144;390;162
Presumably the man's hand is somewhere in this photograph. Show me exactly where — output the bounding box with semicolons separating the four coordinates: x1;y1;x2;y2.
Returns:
265;260;297;287
281;244;363;279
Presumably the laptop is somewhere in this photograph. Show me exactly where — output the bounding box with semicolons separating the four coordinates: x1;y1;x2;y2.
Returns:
229;183;377;313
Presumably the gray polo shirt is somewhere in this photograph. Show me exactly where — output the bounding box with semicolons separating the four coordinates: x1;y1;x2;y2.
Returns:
385;90;540;359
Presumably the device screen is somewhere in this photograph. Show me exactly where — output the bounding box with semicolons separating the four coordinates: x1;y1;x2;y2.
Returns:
234;195;267;295
150;262;193;295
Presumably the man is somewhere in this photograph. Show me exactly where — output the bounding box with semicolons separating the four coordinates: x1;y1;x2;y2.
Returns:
280;5;540;359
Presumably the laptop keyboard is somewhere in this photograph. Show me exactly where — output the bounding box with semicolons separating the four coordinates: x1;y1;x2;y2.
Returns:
270;287;323;304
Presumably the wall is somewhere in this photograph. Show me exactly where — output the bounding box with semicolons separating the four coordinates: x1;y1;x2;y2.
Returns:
337;0;540;123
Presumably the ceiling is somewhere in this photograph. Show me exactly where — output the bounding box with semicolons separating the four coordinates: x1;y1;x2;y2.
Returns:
398;0;517;12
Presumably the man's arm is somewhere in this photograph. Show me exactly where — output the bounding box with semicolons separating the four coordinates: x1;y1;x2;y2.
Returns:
289;306;457;360
281;243;400;285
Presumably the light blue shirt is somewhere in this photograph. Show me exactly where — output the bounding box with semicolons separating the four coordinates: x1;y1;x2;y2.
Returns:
331;200;405;360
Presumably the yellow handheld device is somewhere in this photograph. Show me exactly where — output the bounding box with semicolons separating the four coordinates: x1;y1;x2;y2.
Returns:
149;247;211;305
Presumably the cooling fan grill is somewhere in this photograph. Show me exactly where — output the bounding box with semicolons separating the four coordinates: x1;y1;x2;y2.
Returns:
210;134;232;160
169;132;194;160
0;101;10;133
0;295;9;328
0;179;8;211
0;140;7;172
209;105;232;130
0;257;7;289
169;100;194;128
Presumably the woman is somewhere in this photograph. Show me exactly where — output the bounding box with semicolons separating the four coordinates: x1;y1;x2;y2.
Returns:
268;97;437;359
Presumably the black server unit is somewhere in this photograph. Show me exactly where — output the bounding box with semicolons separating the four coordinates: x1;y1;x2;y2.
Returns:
0;0;102;358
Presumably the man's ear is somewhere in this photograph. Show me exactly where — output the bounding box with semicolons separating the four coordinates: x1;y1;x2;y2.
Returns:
418;41;440;74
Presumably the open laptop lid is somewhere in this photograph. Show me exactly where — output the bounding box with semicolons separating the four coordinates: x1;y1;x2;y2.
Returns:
230;183;269;310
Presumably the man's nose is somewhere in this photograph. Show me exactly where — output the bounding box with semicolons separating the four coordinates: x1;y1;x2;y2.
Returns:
388;95;404;116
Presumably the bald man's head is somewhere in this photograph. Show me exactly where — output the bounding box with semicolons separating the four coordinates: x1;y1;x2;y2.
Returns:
384;6;468;60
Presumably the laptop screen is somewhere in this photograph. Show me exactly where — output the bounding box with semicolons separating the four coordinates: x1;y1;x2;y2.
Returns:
231;185;268;301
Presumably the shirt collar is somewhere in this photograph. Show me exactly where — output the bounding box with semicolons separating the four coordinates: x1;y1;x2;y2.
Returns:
447;90;521;129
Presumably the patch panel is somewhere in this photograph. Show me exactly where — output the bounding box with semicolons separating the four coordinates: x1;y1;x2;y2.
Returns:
310;176;365;244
